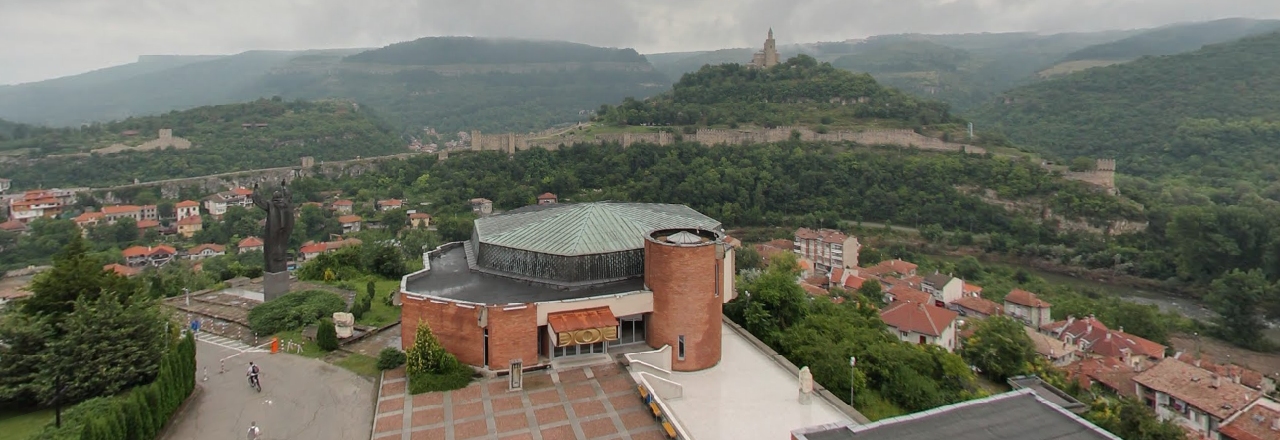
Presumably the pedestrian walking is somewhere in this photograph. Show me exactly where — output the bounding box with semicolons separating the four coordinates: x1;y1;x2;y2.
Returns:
247;421;261;440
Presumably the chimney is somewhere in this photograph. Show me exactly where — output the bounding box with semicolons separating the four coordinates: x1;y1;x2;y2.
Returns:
1213;374;1222;389
1119;326;1124;333
1272;417;1280;431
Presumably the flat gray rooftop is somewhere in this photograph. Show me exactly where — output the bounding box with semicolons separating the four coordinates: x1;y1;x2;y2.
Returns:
403;245;645;304
648;322;852;440
834;390;1119;440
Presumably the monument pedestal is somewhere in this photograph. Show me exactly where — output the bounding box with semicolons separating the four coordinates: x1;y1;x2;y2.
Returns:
263;271;291;301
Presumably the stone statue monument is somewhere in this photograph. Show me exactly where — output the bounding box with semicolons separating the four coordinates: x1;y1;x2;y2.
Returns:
252;180;295;300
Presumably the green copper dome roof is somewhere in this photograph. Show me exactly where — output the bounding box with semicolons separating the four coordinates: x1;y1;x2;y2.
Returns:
473;202;721;256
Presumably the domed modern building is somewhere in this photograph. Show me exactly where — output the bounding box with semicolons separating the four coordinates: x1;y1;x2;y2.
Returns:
400;202;736;372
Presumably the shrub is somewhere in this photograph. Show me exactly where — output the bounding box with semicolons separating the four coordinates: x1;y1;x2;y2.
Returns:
316;319;339;351
407;356;473;394
377;348;407;370
247;290;346;335
405;321;447;375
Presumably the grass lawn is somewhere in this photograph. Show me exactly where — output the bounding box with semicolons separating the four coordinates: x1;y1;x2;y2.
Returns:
853;390;906;421
335;353;381;378
273;329;328;359
354;278;402;327
0;408;54;439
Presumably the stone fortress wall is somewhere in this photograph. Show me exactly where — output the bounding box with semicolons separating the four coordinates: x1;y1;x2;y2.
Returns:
470;126;989;155
92;154;415;203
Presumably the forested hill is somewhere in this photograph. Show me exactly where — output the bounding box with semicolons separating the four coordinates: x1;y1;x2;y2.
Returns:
0;99;403;189
597;55;959;129
0;39;668;135
969;30;1280;186
1059;18;1280;62
343;37;647;65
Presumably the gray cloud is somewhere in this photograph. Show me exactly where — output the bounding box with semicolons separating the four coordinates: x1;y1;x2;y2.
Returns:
2;0;1278;85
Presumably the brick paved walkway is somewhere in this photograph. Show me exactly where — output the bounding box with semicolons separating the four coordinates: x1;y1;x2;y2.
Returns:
373;363;668;440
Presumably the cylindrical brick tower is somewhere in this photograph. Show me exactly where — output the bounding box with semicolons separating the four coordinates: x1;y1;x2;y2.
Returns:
645;228;726;372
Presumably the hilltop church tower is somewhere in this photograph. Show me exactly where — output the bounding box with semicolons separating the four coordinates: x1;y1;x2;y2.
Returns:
750;28;780;69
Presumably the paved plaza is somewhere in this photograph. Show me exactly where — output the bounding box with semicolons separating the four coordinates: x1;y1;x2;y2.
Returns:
373;363;668;440
163;335;376;440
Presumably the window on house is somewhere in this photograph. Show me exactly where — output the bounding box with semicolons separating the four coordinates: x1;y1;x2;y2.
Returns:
899;331;908;337
678;335;686;360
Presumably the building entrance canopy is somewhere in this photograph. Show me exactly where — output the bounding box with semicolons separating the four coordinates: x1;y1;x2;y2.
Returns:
548;306;619;347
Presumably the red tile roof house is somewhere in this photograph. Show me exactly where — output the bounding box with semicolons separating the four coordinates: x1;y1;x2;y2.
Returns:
1218;397;1280;440
1173;353;1276;395
537;192;558;205
880;299;960;352
1041;315;1167;368
409;212;432;228
121;245;176;268
376;199;403;211
175;200;200;220
0;219;28;234
951;294;1004;319
1004;289;1053;328
102;263;141;278
299;243;328;262
186;243;226;260
1065;356;1138;398
332;199;354;214
338;215;362;233
238;236;264;253
1134;359;1262;439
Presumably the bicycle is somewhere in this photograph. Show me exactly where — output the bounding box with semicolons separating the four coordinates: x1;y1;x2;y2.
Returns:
248;374;261;392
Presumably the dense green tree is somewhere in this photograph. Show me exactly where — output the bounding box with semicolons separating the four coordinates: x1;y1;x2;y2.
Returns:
1206;269;1273;348
41;290;168;405
959;316;1037;381
734;246;764;271
22;236;134;321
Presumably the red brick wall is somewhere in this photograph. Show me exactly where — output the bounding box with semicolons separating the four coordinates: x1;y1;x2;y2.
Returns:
400;295;485;367
645;234;723;372
485;304;538;371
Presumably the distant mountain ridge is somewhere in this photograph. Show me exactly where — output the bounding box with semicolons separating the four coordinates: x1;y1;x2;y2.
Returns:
1060;18;1280;62
0;39;669;134
344;37;647;65
0;99;404;189
969;30;1280;185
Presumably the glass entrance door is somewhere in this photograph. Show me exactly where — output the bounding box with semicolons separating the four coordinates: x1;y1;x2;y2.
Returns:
553;340;607;358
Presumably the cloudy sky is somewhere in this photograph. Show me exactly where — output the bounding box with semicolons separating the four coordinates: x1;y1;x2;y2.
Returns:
2;0;1279;85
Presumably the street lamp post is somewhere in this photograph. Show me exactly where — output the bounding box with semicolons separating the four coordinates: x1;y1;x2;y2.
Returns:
849;356;857;405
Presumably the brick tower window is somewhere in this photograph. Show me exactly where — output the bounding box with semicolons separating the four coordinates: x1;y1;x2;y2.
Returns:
678;335;686;360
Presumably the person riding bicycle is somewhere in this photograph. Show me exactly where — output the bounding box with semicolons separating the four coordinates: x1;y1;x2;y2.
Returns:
247;362;261;388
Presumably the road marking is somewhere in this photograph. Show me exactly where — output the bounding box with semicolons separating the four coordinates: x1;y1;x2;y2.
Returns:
196;333;268;353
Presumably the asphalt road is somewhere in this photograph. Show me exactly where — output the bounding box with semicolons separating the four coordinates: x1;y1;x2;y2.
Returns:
164;338;375;440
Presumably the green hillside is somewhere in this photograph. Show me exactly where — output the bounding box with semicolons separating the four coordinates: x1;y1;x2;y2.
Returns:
0;99;403;189
1060;18;1280;62
0;39;669;135
596;55;959;129
969;30;1280;187
646;31;1138;111
344;37;646;64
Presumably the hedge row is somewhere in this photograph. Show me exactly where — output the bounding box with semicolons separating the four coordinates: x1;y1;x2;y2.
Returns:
33;332;197;440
